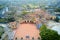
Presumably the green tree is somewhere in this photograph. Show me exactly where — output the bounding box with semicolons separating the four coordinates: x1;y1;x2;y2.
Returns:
40;24;60;40
21;10;29;16
5;10;16;22
54;17;59;22
0;18;7;23
0;5;4;10
0;26;4;38
40;24;47;31
54;8;60;12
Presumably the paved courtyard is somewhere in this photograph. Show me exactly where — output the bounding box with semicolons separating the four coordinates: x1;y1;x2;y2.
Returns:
14;23;40;40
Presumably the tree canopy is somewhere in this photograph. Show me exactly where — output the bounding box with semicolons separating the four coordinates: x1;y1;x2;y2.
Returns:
0;5;4;10
0;26;4;38
54;17;60;22
40;24;60;40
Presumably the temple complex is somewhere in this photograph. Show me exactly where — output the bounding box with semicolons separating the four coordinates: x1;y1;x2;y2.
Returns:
8;9;53;40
